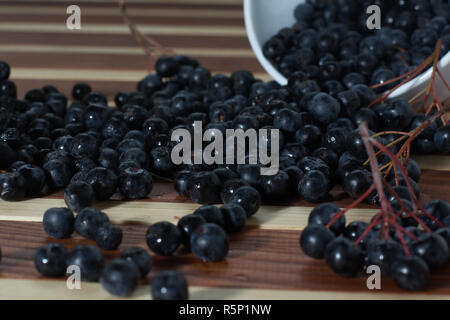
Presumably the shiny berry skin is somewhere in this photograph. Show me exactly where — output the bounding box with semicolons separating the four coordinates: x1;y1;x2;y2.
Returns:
146;221;181;256
155;56;180;78
423;200;450;231
300;223;335;259
70;133;98;159
74;207;109;240
259;170;290;200
85;167;118;201
83;103;111;130
410;233;449;269
177;214;206;249
64;181;94;212
295;125;322;150
0;171;25;201
193;205;224;227
298;170;329;203
227;185;261;217
308;203;345;235
119;247;152;278
66;245;105;282
307;92;340;124
324;237;364;277
43;207;75;239
72;82;91;101
151;270;188;300
118;167;153;199
173;170;191;197
343;221;369;247
219;203;247;233
343;169;372;199
186;171;221;204
100;259;140;297
190;223;229;262
392;256;429;291
149;146;175;177
34;243;67;277
0;60;10;81
434;125;450;154
96;224;123;250
367;240;404;276
43;159;72;189
17;164;46;196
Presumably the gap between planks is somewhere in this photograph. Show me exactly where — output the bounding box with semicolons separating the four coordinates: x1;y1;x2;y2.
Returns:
0;23;246;37
0;278;445;300
0;198;378;230
0;6;243;18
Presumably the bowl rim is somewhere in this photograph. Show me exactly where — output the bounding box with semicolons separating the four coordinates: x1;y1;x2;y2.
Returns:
243;0;450;98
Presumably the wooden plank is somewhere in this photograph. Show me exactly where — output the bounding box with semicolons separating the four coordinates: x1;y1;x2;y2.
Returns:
10;68;270;82
0;44;254;58
2;52;263;74
0;23;247;37
0;279;448;300
1;222;449;296
0;6;244;19
0;32;253;49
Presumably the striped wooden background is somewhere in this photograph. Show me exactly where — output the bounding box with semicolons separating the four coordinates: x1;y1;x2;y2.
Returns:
0;0;450;300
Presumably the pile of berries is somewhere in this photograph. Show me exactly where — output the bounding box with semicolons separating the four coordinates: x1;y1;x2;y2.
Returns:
301;199;450;290
0;0;450;295
263;0;450;86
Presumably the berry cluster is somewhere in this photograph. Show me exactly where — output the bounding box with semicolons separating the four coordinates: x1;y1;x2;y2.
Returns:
301;123;450;291
263;0;450;86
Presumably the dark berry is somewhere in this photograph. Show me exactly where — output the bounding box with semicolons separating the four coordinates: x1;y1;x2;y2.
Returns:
307;92;340;124
193;205;225;227
151;270;188;300
66;245;105;282
324;237;364;277
17;164;45;196
64;181;94;212
367;240;404;275
434;125;450;154
410;233;449;269
100;259;140;297
177;214;206;248
219;203;247;233
190;223;229;262
34;243;67;277
392;256;429;291
0;171;25;201
227;185;261;217
118;167;153;199
186;171;221;204
308;203;345;235
74;207;109;240
300;223;335;259
72;82;91;101
119;247;152;278
298;170;329;203
146;221;181;256
96;224;123;250
43;207;75;239
85;167;118;201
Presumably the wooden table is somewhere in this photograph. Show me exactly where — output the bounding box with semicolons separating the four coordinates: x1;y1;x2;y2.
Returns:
0;0;449;300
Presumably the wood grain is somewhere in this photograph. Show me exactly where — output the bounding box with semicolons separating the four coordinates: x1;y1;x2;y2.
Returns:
1;222;450;296
0;0;449;300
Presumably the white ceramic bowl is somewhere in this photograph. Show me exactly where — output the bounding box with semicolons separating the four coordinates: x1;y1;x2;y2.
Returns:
244;0;450;102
